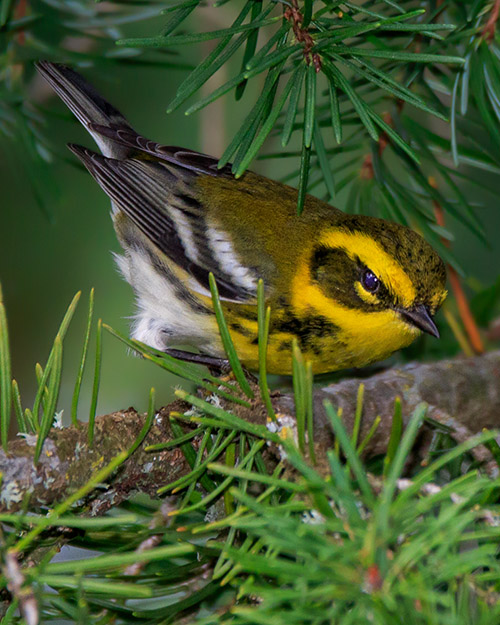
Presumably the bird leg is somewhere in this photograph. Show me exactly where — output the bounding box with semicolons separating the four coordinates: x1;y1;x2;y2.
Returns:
163;348;231;372
163;348;258;383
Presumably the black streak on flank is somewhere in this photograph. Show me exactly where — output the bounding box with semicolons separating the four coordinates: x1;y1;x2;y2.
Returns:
143;246;213;315
229;322;255;339
233;307;259;322
277;339;292;352
274;312;339;355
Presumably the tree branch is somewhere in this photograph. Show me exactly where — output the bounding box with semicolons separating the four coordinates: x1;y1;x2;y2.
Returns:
0;402;193;514
482;0;500;42
283;349;500;469
2;351;499;514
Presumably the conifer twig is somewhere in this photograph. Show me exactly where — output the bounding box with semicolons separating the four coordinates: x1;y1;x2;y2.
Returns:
123;499;177;576
431;190;485;355
1;350;499;514
482;0;500;42
284;0;321;72
2;550;37;625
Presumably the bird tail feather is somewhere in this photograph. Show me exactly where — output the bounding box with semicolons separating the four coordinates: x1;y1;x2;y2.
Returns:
35;61;134;158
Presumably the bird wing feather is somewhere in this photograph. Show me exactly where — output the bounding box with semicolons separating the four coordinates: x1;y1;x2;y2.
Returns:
36;61;268;304
88;123;234;178
69;144;257;303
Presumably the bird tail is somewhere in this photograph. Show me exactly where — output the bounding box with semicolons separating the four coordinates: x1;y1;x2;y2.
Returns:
35;61;135;158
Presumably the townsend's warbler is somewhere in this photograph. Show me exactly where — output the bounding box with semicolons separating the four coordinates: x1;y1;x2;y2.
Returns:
36;61;447;375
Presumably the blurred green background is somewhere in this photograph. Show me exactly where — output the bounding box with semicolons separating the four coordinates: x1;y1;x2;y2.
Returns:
1;8;265;421
1;7;500;424
1;61;191;418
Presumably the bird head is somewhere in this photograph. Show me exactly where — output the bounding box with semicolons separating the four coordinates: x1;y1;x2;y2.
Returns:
291;215;447;368
315;215;447;332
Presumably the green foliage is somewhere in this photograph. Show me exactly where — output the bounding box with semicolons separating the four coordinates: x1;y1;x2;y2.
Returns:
257;278;276;422
0;283;12;449
0;0;184;216
1;0;500;248
1;288;500;623
2;371;500;622
209;272;255;399
71;287;94;426
0;289;83;460
2;2;500;622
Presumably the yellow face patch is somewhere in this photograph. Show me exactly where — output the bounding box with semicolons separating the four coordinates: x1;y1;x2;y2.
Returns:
354;282;379;306
292;255;417;335
319;229;416;307
431;289;448;312
290;251;420;370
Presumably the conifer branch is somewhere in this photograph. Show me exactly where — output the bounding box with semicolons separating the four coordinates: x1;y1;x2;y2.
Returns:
2;350;499;514
482;0;500;42
284;0;321;72
431;187;485;355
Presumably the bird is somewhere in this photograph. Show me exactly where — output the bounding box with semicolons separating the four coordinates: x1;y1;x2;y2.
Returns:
35;60;447;375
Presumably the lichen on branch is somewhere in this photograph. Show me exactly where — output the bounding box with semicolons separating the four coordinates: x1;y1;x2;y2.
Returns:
2;350;499;514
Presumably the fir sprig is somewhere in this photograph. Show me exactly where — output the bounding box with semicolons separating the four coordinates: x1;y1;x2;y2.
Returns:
4;0;500;249
1;287;499;623
0;0;179;216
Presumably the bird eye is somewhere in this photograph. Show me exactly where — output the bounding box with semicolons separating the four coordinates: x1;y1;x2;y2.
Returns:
361;269;380;293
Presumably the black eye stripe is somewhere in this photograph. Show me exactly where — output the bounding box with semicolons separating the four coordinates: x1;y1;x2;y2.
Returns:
311;247;392;309
310;246;350;274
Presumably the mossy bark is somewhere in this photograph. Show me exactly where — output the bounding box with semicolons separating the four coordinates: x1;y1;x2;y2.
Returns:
1;350;499;514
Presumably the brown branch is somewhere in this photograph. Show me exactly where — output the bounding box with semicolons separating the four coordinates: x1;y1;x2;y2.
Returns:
1;350;499;515
288;350;500;472
432;193;485;355
0;403;194;514
2;550;37;625
482;0;500;42
448;268;485;354
285;0;321;72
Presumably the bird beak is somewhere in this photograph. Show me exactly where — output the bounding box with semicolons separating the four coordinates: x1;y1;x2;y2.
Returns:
399;304;440;338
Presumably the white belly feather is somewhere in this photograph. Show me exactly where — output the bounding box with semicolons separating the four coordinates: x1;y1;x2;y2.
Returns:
114;245;222;357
